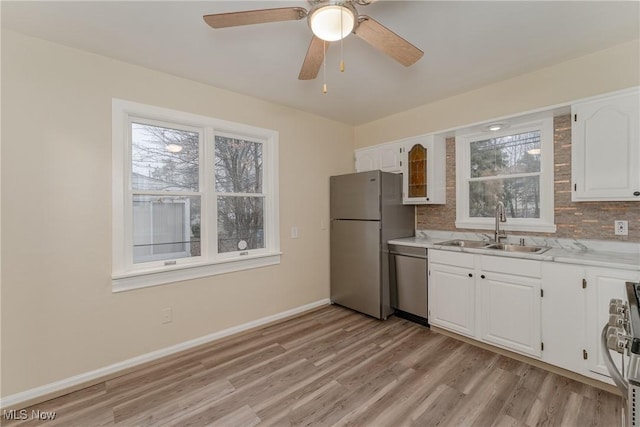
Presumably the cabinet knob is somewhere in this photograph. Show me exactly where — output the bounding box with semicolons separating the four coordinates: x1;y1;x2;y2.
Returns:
481;274;486;279
468;273;473;278
634;191;640;196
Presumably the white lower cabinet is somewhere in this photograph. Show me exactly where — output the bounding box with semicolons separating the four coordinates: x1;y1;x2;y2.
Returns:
585;267;640;378
429;249;640;384
429;263;476;337
429;250;542;357
479;272;541;357
540;263;588;374
540;263;640;383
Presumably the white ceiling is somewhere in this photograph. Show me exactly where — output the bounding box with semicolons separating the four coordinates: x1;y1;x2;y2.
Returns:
2;1;639;125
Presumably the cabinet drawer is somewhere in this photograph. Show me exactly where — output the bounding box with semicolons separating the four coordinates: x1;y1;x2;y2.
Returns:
481;256;541;278
429;250;475;268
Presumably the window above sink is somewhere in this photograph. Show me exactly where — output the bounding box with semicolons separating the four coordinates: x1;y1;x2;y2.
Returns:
455;112;557;233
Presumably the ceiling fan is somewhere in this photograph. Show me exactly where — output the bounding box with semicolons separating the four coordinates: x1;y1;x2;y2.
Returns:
203;0;424;81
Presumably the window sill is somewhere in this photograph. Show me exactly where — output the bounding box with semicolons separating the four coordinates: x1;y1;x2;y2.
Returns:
112;252;282;293
455;220;557;234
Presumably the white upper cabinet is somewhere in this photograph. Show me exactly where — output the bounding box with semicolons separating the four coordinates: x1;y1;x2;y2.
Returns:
355;147;379;172
355;143;402;174
378;145;403;173
571;87;640;201
401;135;446;204
354;134;446;204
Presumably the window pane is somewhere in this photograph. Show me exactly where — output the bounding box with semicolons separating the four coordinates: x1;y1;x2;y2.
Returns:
132;195;201;263
469;176;540;218
215;136;263;193
470;131;541;178
132;123;199;191
217;196;264;253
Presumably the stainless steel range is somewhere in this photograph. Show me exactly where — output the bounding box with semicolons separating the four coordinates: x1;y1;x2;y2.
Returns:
603;281;640;426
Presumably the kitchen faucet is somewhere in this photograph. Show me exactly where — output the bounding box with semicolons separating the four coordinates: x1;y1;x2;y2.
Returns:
495;201;507;243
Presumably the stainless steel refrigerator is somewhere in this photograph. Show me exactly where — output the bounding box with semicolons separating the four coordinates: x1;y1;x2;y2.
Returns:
330;170;415;319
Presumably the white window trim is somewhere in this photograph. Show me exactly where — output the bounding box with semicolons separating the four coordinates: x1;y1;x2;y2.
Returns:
112;99;280;292
455;114;556;233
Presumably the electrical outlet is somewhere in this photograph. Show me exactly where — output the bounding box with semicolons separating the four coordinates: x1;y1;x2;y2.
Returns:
614;220;628;236
161;307;172;324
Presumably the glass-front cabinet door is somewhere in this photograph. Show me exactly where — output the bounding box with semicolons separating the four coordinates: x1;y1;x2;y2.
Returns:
401;134;446;204
408;143;428;198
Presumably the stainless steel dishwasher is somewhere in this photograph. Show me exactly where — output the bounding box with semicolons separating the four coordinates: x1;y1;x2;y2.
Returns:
388;244;428;325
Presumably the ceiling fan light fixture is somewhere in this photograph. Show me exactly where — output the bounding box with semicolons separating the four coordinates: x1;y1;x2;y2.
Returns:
309;4;356;42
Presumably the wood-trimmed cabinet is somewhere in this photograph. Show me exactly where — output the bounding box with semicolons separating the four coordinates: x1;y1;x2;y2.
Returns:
571;87;640;202
401;135;446;204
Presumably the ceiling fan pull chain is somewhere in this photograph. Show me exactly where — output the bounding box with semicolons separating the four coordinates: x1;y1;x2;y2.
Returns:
323;39;328;94
340;8;345;73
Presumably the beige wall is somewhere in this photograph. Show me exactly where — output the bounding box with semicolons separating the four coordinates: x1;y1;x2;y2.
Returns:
0;30;354;397
355;39;640;148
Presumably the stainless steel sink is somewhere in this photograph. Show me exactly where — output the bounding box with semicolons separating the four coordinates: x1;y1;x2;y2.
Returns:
484;243;550;253
436;239;491;248
436;239;550;254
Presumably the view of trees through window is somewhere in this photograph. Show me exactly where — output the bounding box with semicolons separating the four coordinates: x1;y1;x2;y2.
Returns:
131;123;266;261
468;130;541;218
215;136;264;253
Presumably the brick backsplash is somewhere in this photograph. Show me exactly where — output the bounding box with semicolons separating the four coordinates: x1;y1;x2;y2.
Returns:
416;115;640;242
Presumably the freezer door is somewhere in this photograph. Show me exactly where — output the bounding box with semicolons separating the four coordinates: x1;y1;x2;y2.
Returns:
330;219;381;319
330;171;381;220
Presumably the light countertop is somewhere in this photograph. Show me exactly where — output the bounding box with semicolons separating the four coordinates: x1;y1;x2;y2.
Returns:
388;232;640;271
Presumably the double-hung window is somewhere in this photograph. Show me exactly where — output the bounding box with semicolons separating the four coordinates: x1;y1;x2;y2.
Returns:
112;99;279;291
455;114;556;233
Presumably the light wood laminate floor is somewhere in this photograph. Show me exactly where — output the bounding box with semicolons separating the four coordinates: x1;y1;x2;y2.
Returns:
3;305;624;427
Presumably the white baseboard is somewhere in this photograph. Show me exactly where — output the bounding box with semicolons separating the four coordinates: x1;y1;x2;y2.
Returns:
0;298;330;409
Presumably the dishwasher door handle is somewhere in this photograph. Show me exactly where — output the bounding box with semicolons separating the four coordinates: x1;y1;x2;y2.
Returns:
389;251;427;259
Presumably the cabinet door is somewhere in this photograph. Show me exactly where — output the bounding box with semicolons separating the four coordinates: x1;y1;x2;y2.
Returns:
355;147;379;172
407;143;428;199
401;135;446;204
379;145;402;173
355;144;403;173
586;267;640;378
429;263;476;337
479;272;541;357
572;88;640;201
540;263;588;373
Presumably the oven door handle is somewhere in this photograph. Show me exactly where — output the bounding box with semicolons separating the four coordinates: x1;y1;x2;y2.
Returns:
601;324;628;395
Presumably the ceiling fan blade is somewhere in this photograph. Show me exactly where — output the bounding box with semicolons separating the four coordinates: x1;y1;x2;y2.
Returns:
299;36;327;80
203;7;307;29
354;16;424;66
